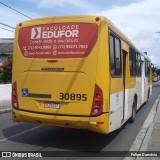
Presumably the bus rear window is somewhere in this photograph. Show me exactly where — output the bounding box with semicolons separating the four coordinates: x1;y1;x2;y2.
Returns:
18;23;98;58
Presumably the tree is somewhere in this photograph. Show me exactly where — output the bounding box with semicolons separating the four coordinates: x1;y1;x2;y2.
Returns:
157;69;160;76
152;66;157;73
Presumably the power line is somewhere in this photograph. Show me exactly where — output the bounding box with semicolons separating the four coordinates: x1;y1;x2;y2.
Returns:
0;1;32;19
0;22;15;29
0;26;14;32
0;43;13;53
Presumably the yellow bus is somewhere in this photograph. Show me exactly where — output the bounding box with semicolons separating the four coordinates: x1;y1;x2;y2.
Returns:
12;16;152;134
152;72;158;82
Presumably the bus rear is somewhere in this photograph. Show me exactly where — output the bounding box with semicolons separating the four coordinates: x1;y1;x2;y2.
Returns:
12;16;109;134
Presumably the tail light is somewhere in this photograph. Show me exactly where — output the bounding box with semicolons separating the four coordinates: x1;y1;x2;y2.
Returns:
90;84;103;116
12;81;19;109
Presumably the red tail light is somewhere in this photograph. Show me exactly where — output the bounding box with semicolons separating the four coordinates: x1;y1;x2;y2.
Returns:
12;81;19;109
90;84;103;116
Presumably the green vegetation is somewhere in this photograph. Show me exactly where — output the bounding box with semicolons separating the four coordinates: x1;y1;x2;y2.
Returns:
156;68;160;76
0;54;12;83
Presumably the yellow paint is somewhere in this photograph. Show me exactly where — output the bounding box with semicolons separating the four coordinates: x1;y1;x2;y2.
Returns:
12;15;152;134
13;108;109;134
110;78;123;94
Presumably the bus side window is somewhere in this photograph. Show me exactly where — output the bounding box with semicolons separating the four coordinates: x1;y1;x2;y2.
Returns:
109;35;115;75
136;52;141;77
138;53;142;76
148;61;150;78
129;47;136;77
132;50;136;76
145;59;147;77
129;48;133;76
109;34;122;76
115;38;121;75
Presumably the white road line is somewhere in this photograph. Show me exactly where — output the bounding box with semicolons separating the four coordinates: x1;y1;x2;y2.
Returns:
0;125;43;143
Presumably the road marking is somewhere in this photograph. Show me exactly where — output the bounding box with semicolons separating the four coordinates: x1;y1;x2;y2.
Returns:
0;125;43;143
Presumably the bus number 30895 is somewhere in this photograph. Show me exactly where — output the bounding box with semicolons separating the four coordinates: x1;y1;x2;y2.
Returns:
59;93;87;101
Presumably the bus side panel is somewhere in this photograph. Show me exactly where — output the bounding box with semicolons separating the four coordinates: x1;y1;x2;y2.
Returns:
109;79;123;132
136;77;142;110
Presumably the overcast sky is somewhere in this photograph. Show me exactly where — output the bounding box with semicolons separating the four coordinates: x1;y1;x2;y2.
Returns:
0;0;160;66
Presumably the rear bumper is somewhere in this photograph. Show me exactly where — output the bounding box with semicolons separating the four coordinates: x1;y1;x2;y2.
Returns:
12;108;109;134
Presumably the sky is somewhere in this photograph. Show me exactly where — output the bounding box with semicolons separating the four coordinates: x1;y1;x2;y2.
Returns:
0;0;160;66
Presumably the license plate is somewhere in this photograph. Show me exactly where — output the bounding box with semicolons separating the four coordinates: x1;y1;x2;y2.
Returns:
44;102;60;109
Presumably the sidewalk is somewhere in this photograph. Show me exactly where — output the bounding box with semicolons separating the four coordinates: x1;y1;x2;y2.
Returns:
0;84;12;114
136;98;160;160
146;105;160;152
125;95;160;160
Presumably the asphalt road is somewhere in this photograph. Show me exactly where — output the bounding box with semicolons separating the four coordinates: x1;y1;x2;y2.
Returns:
0;81;160;160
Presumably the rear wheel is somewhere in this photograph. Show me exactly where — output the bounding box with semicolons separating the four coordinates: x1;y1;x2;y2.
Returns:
130;100;137;123
148;88;150;99
145;88;150;104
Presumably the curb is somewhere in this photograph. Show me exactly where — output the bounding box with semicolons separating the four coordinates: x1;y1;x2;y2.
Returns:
0;108;12;115
124;95;160;160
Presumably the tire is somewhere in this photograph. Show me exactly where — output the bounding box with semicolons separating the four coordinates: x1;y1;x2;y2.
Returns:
148;88;150;99
130;100;137;123
145;88;150;104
